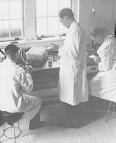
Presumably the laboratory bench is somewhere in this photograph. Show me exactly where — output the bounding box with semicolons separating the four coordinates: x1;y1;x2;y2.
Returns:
23;56;98;98
0;47;98;98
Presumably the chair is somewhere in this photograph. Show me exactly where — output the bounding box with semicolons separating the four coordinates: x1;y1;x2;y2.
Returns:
0;111;24;143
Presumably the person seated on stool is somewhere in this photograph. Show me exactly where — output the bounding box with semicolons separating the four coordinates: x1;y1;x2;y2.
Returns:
0;44;44;130
88;27;116;102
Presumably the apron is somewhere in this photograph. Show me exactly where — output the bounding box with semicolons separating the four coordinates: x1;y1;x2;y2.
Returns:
58;22;88;105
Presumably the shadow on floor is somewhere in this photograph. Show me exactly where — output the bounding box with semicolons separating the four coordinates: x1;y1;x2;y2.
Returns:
41;96;110;129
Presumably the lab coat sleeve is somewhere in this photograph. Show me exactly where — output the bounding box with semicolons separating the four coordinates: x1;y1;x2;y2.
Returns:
15;67;33;92
65;30;81;61
58;45;63;56
98;39;115;71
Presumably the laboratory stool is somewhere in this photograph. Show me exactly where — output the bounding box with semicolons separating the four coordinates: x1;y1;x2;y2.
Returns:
0;111;24;143
105;101;116;121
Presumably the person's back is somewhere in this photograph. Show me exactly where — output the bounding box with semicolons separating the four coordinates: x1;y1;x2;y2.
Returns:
0;58;27;112
78;23;87;64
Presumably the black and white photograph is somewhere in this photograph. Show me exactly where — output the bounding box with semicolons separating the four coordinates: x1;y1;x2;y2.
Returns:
0;0;116;143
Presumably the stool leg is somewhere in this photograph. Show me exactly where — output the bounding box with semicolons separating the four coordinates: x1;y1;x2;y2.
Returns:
112;102;116;113
105;101;116;121
13;122;23;143
14;125;16;143
17;122;23;136
108;101;116;113
0;122;6;142
3;122;7;133
1;121;23;143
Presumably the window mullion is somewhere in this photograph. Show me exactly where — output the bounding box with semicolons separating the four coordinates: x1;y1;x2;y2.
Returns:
35;0;37;36
21;0;24;37
8;0;11;37
47;0;48;34
58;0;60;33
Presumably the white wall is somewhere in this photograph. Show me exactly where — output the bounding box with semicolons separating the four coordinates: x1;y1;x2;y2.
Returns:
72;0;115;44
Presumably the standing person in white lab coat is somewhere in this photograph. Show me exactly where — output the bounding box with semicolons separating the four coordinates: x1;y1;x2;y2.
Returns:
0;44;44;130
58;8;88;107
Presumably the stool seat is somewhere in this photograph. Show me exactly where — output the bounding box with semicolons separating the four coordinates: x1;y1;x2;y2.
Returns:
0;111;24;143
1;111;24;126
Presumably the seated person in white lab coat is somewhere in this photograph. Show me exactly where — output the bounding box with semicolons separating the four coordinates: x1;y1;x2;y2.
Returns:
0;44;44;130
88;27;116;102
58;8;88;107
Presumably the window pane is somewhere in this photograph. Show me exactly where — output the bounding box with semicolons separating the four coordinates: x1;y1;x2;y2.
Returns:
36;0;71;35
10;20;21;37
60;0;71;10
0;2;3;20
48;17;59;34
10;0;22;19
36;0;47;17
37;18;47;36
48;0;59;16
0;1;9;20
59;22;68;33
0;21;9;38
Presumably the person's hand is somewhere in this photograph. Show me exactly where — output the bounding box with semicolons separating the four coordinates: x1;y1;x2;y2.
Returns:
49;43;60;50
58;46;63;57
25;65;33;74
93;56;101;64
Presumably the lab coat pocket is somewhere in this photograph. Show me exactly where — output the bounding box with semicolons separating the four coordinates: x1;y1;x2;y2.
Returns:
73;62;83;80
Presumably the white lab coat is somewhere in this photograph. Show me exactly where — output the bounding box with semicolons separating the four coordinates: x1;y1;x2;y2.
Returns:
0;59;41;120
58;21;88;105
88;36;116;102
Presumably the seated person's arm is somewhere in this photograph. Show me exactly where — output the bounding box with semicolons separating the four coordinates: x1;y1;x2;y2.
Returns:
93;56;101;64
15;67;33;93
97;39;115;72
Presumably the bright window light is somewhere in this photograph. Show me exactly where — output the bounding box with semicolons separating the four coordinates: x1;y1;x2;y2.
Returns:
0;0;23;39
36;0;71;36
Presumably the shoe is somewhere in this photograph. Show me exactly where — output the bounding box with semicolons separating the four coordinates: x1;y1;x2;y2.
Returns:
29;121;45;130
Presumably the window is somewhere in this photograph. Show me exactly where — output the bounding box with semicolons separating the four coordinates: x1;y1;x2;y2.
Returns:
0;0;23;39
36;0;71;36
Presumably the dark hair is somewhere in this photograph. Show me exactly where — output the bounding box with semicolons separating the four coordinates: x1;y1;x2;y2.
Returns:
58;8;74;19
5;44;19;57
91;27;106;38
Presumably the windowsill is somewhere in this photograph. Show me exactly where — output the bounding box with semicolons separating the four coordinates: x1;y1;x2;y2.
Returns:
0;36;65;50
26;36;65;42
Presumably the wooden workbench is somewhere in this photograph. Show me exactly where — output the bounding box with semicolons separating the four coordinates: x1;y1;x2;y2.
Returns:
32;59;60;91
23;57;98;98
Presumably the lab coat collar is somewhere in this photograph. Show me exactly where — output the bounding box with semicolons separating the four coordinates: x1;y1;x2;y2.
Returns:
5;58;17;65
67;21;79;33
104;35;112;41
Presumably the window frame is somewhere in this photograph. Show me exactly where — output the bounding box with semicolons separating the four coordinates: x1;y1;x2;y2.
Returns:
0;0;24;41
35;0;72;37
